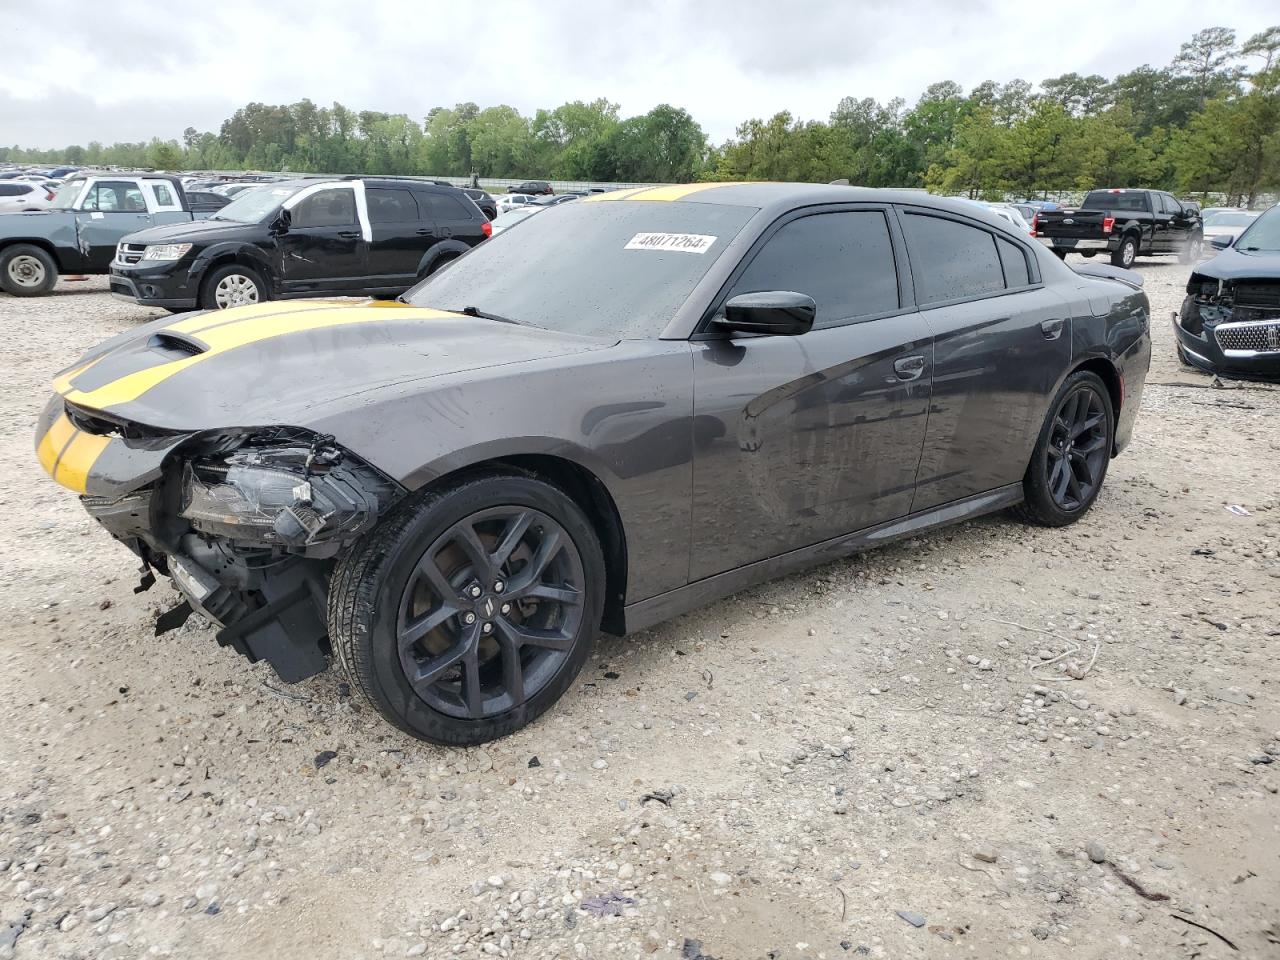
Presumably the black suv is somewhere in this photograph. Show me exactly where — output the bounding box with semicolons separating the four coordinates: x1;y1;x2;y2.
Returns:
509;180;553;196
109;177;491;311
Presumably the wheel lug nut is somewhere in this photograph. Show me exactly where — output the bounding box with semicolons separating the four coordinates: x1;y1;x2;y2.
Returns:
481;622;493;634
500;602;511;615
462;612;476;624
469;585;482;598
493;580;505;593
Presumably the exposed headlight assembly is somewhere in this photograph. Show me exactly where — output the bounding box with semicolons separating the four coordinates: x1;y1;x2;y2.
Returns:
143;243;193;261
179;437;399;551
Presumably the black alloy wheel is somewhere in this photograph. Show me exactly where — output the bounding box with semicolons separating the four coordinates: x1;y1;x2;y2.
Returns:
1015;370;1113;527
1044;386;1109;511
396;506;585;720
330;472;604;744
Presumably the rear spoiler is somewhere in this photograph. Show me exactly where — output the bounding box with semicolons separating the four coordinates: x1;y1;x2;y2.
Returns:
1071;262;1144;289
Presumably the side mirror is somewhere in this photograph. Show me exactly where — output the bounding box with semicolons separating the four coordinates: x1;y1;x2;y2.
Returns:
1210;234;1233;250
271;208;291;234
714;291;816;337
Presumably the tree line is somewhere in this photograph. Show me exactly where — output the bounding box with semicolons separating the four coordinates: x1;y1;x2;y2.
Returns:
3;26;1277;204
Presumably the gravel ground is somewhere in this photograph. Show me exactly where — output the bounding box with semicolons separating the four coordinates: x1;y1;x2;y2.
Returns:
0;262;1277;960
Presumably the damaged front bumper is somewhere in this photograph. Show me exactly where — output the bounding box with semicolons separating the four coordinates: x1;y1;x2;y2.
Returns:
37;395;403;683
1175;278;1280;380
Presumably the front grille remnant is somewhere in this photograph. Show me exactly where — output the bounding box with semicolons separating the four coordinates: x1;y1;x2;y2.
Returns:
1215;320;1280;355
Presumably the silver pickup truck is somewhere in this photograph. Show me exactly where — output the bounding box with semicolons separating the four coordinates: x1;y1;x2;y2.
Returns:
0;174;215;297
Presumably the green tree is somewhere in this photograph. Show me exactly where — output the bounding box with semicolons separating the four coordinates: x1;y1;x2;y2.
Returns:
148;139;183;169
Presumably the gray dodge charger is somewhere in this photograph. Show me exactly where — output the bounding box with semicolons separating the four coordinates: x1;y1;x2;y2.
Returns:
36;182;1152;744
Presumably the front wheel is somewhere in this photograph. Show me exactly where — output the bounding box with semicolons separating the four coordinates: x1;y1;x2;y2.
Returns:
0;244;58;297
1110;235;1138;268
330;473;604;744
1179;234;1203;264
201;264;268;310
1015;370;1114;527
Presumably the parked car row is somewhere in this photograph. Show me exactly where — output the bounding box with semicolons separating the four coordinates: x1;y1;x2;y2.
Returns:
0;173;499;302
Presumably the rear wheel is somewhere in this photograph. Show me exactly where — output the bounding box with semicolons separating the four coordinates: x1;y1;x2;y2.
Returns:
330;473;604;744
201;264;268;310
1015;370;1113;527
1179;234;1203;264
0;244;57;296
1111;235;1138;268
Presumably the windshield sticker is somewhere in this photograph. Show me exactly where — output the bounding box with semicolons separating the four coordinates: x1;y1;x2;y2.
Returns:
624;232;717;254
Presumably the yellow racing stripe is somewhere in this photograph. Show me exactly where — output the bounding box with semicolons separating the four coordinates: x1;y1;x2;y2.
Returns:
584;182;747;203
59;306;460;410
582;187;650;202
52;429;111;493
36;413;76;476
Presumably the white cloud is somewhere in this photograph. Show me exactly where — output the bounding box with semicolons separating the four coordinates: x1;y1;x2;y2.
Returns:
1;0;1275;147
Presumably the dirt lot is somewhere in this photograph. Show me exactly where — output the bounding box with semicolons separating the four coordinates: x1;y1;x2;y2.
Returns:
0;262;1277;960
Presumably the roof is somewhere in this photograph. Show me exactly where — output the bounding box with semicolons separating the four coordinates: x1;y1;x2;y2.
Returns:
582;181;1018;222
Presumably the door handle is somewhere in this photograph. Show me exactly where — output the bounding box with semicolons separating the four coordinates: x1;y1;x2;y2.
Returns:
893;355;926;381
416;228;435;236
337;230;360;240
1040;318;1065;340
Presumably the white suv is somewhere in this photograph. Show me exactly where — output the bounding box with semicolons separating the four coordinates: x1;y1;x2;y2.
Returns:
0;181;54;213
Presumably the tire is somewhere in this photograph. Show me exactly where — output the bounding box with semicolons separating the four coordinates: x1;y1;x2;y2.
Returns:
200;263;268;310
1014;370;1114;527
1080;251;1097;258
330;472;605;745
0;244;58;297
425;254;458;277
1110;235;1137;268
1179;233;1203;264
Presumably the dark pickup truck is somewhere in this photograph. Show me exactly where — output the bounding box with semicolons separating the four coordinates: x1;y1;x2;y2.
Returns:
109;177;491;311
1034;188;1203;268
0;174;209;297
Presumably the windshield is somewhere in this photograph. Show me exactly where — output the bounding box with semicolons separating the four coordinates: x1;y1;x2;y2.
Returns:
1235;206;1280;252
1204;212;1256;228
211;182;308;223
50;180;86;209
406;199;757;338
1082;191;1150;212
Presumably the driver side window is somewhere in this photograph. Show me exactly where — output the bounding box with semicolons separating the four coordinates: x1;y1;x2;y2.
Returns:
727;211;899;329
291;188;357;228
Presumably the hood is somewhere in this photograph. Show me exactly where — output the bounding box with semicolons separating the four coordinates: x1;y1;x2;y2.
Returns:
1203;225;1247;239
122;217;257;244
1193;246;1280;281
52;300;612;433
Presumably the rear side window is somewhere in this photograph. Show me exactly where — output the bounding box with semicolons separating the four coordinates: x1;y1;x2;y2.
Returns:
418;192;476;221
728;211;899;328
291;188;356;227
1082;191;1151;213
0;184;22;196
367;188;419;223
902;213;1004;304
151;183;175;207
997;238;1030;288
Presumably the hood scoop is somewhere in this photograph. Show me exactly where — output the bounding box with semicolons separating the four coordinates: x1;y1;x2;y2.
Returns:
148;330;209;358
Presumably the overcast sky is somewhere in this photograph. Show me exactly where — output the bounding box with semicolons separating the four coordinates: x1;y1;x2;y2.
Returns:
2;0;1275;148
